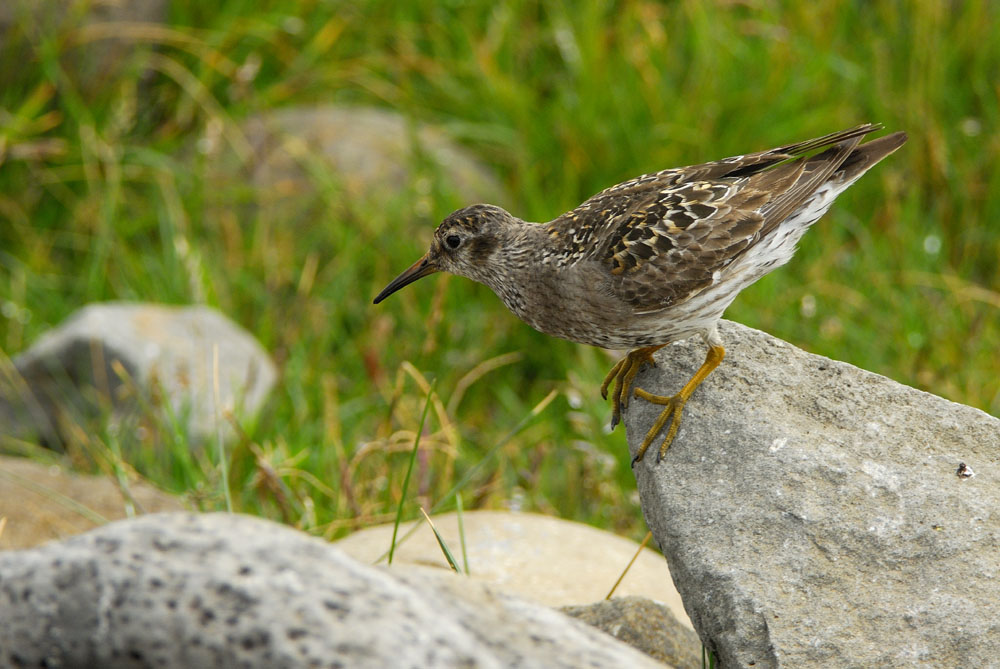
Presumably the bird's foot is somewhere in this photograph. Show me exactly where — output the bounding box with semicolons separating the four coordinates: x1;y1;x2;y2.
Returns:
600;345;666;430
630;389;686;465
626;343;726;466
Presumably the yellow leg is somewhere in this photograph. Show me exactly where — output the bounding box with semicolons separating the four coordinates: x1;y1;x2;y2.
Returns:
631;344;725;465
601;345;666;430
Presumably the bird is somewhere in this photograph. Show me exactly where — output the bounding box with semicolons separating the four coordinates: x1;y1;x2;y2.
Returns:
373;123;906;464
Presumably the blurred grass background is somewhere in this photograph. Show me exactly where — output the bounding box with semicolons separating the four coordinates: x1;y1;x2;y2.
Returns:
1;0;997;542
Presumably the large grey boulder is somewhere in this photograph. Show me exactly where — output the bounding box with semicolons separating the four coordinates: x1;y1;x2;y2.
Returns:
0;512;664;668
625;320;1000;668
0;303;277;449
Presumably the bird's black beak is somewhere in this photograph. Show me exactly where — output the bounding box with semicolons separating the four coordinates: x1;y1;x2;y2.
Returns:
373;254;439;304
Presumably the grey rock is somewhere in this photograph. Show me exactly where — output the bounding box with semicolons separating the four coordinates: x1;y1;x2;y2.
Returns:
562;596;702;669
0;512;663;669
624;320;1000;668
0;303;276;448
240;105;509;210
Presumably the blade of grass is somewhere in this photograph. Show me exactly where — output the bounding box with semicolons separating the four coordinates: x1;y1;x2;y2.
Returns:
388;378;436;565
214;344;233;513
702;644;717;669
376;388;558;564
605;529;652;600
446;351;523;415
431;388;558;514
455;491;469;575
419;506;460;573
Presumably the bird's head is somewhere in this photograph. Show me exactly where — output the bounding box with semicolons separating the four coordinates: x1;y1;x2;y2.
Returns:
373;204;516;303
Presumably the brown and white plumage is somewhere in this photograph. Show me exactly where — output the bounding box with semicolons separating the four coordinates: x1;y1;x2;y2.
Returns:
375;124;907;463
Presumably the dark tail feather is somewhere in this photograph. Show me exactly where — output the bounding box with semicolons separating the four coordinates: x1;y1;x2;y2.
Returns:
754;127;904;234
722;123;885;180
776;123;883;158
837;131;908;181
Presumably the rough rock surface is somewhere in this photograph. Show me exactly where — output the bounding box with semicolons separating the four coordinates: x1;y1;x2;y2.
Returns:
624;320;1000;668
0;512;664;669
0;455;184;550
0;303;277;448
334;510;691;625
562;596;702;669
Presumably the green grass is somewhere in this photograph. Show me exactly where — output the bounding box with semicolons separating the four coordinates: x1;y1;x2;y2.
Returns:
1;0;998;544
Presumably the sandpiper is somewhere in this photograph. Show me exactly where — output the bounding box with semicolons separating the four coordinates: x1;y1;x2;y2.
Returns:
374;124;906;464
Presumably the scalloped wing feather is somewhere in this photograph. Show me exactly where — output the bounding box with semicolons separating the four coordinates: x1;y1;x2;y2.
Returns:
568;126;882;310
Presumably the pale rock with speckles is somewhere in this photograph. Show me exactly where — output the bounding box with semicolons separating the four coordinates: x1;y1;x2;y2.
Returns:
0;512;664;669
626;320;1000;668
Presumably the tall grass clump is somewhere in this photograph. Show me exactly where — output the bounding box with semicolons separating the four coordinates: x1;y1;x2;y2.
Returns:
1;1;997;540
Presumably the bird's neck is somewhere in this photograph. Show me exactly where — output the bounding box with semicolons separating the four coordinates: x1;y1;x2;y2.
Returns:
472;222;555;324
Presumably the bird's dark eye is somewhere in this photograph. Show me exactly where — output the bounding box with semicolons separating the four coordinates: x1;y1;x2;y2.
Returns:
445;235;461;249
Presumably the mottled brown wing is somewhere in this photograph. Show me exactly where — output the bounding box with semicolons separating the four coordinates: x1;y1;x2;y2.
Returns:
596;180;768;309
584;123;881;205
555;124;879;310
